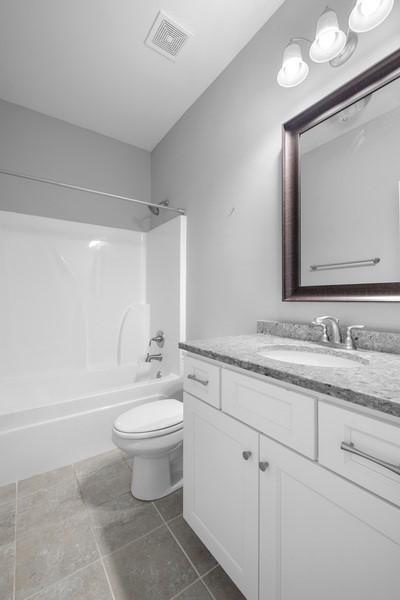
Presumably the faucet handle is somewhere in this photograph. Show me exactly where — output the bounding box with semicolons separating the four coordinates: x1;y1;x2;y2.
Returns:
312;320;329;343
345;325;364;350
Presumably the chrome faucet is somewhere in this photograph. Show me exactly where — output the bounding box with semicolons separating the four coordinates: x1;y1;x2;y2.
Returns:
313;316;364;350
145;352;163;363
314;316;342;344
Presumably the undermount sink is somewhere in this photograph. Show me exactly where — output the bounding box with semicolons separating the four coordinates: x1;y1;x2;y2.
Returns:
258;347;366;368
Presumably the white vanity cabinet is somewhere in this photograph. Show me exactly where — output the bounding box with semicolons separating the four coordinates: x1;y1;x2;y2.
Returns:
183;392;259;600
183;353;400;600
259;434;400;600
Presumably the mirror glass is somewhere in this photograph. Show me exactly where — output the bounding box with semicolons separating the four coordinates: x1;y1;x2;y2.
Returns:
300;76;400;287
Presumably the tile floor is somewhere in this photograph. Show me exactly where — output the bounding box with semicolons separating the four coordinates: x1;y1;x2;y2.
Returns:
0;449;245;600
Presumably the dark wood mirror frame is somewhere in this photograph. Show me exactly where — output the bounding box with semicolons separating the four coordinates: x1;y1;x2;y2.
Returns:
282;48;400;302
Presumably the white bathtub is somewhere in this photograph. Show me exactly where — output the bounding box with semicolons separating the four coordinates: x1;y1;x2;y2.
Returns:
0;370;182;485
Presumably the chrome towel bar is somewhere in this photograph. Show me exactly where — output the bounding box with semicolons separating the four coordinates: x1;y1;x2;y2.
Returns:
310;257;380;271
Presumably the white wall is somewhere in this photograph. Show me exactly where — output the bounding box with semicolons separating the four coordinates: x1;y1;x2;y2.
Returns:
151;0;400;338
147;216;187;376
0;209;187;414
0;99;152;231
0;211;147;387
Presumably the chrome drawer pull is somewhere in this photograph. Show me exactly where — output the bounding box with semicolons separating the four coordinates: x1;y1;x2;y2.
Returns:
187;373;209;386
340;441;400;476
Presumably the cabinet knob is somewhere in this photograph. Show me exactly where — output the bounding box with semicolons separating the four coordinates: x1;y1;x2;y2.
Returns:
242;451;252;461
259;461;269;472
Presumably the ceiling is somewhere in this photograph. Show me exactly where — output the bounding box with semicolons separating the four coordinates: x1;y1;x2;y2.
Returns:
0;0;285;151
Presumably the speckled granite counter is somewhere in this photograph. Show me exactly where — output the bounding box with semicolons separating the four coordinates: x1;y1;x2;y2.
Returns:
179;334;400;418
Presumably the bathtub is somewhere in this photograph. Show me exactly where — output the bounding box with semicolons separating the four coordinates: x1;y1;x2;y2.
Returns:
0;369;182;485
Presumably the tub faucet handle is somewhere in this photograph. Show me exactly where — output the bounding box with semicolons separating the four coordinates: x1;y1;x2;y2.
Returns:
149;330;164;348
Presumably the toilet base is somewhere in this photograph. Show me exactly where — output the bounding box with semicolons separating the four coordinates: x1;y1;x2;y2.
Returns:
130;442;183;501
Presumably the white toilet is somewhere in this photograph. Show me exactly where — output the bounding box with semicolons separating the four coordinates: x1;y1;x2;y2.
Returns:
112;398;183;501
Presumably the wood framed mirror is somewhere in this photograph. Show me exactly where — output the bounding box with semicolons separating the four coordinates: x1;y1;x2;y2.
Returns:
282;48;400;302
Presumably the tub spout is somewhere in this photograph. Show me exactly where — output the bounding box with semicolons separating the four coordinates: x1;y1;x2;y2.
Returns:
145;353;163;363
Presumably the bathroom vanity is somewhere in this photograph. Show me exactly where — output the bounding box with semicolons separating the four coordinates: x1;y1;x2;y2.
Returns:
180;325;400;600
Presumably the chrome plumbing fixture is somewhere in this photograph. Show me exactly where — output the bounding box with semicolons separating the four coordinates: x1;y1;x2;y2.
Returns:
145;353;163;363
148;200;169;216
312;320;329;343
313;316;364;350
149;330;165;348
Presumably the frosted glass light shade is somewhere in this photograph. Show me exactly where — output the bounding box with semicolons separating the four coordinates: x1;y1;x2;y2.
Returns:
277;42;309;88
310;9;347;63
349;0;394;32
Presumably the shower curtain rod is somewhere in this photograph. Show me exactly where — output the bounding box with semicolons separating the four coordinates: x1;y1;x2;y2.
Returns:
0;168;185;215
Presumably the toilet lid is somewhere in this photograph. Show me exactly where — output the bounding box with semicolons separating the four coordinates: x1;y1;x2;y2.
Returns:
114;399;183;434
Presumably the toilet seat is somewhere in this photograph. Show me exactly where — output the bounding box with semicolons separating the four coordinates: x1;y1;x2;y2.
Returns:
113;398;183;440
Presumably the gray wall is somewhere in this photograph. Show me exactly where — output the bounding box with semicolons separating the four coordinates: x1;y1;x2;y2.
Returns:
151;0;400;338
0;99;152;231
301;105;400;286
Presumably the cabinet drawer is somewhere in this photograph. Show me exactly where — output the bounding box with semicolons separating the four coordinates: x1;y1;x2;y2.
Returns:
183;355;221;408
319;402;400;507
222;369;316;458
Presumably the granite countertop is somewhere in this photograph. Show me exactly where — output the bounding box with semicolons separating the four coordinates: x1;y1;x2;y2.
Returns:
179;334;400;418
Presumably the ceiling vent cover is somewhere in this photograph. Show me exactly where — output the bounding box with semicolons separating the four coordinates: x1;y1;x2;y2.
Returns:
145;11;191;61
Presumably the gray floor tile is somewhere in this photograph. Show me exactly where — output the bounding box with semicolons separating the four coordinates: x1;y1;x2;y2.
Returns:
29;560;113;600
202;566;245;600
169;516;217;576
15;512;99;600
18;465;75;498
77;459;132;507
104;524;197;600
0;543;15;600
17;477;85;539
74;449;126;479
154;487;183;522
0;482;16;507
174;579;212;599
0;501;16;548
89;492;162;555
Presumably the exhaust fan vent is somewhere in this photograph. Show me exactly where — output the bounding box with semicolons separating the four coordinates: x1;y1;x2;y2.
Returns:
145;11;191;61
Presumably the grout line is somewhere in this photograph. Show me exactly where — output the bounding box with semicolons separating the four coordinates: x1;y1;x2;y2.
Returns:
155;502;219;600
99;522;166;561
86;516;116;600
71;470;116;600
152;502;207;582
13;480;17;600
21;557;105;600
201;564;219;578
168;576;202;600
200;566;219;600
152;501;215;600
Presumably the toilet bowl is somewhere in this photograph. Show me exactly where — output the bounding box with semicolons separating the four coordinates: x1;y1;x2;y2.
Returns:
112;398;183;501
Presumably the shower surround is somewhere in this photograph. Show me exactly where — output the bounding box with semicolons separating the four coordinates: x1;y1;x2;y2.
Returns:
0;211;186;484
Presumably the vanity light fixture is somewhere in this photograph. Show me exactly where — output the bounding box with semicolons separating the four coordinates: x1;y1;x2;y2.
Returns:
349;0;394;32
309;9;347;63
277;42;309;87
278;1;395;87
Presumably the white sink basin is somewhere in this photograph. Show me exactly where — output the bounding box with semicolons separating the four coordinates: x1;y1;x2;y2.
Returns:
258;348;364;368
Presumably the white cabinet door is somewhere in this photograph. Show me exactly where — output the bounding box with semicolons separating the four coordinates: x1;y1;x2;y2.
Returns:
259;434;400;600
222;369;317;458
184;392;259;600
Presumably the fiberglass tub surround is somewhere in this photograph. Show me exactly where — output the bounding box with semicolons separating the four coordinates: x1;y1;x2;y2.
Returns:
0;211;186;485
